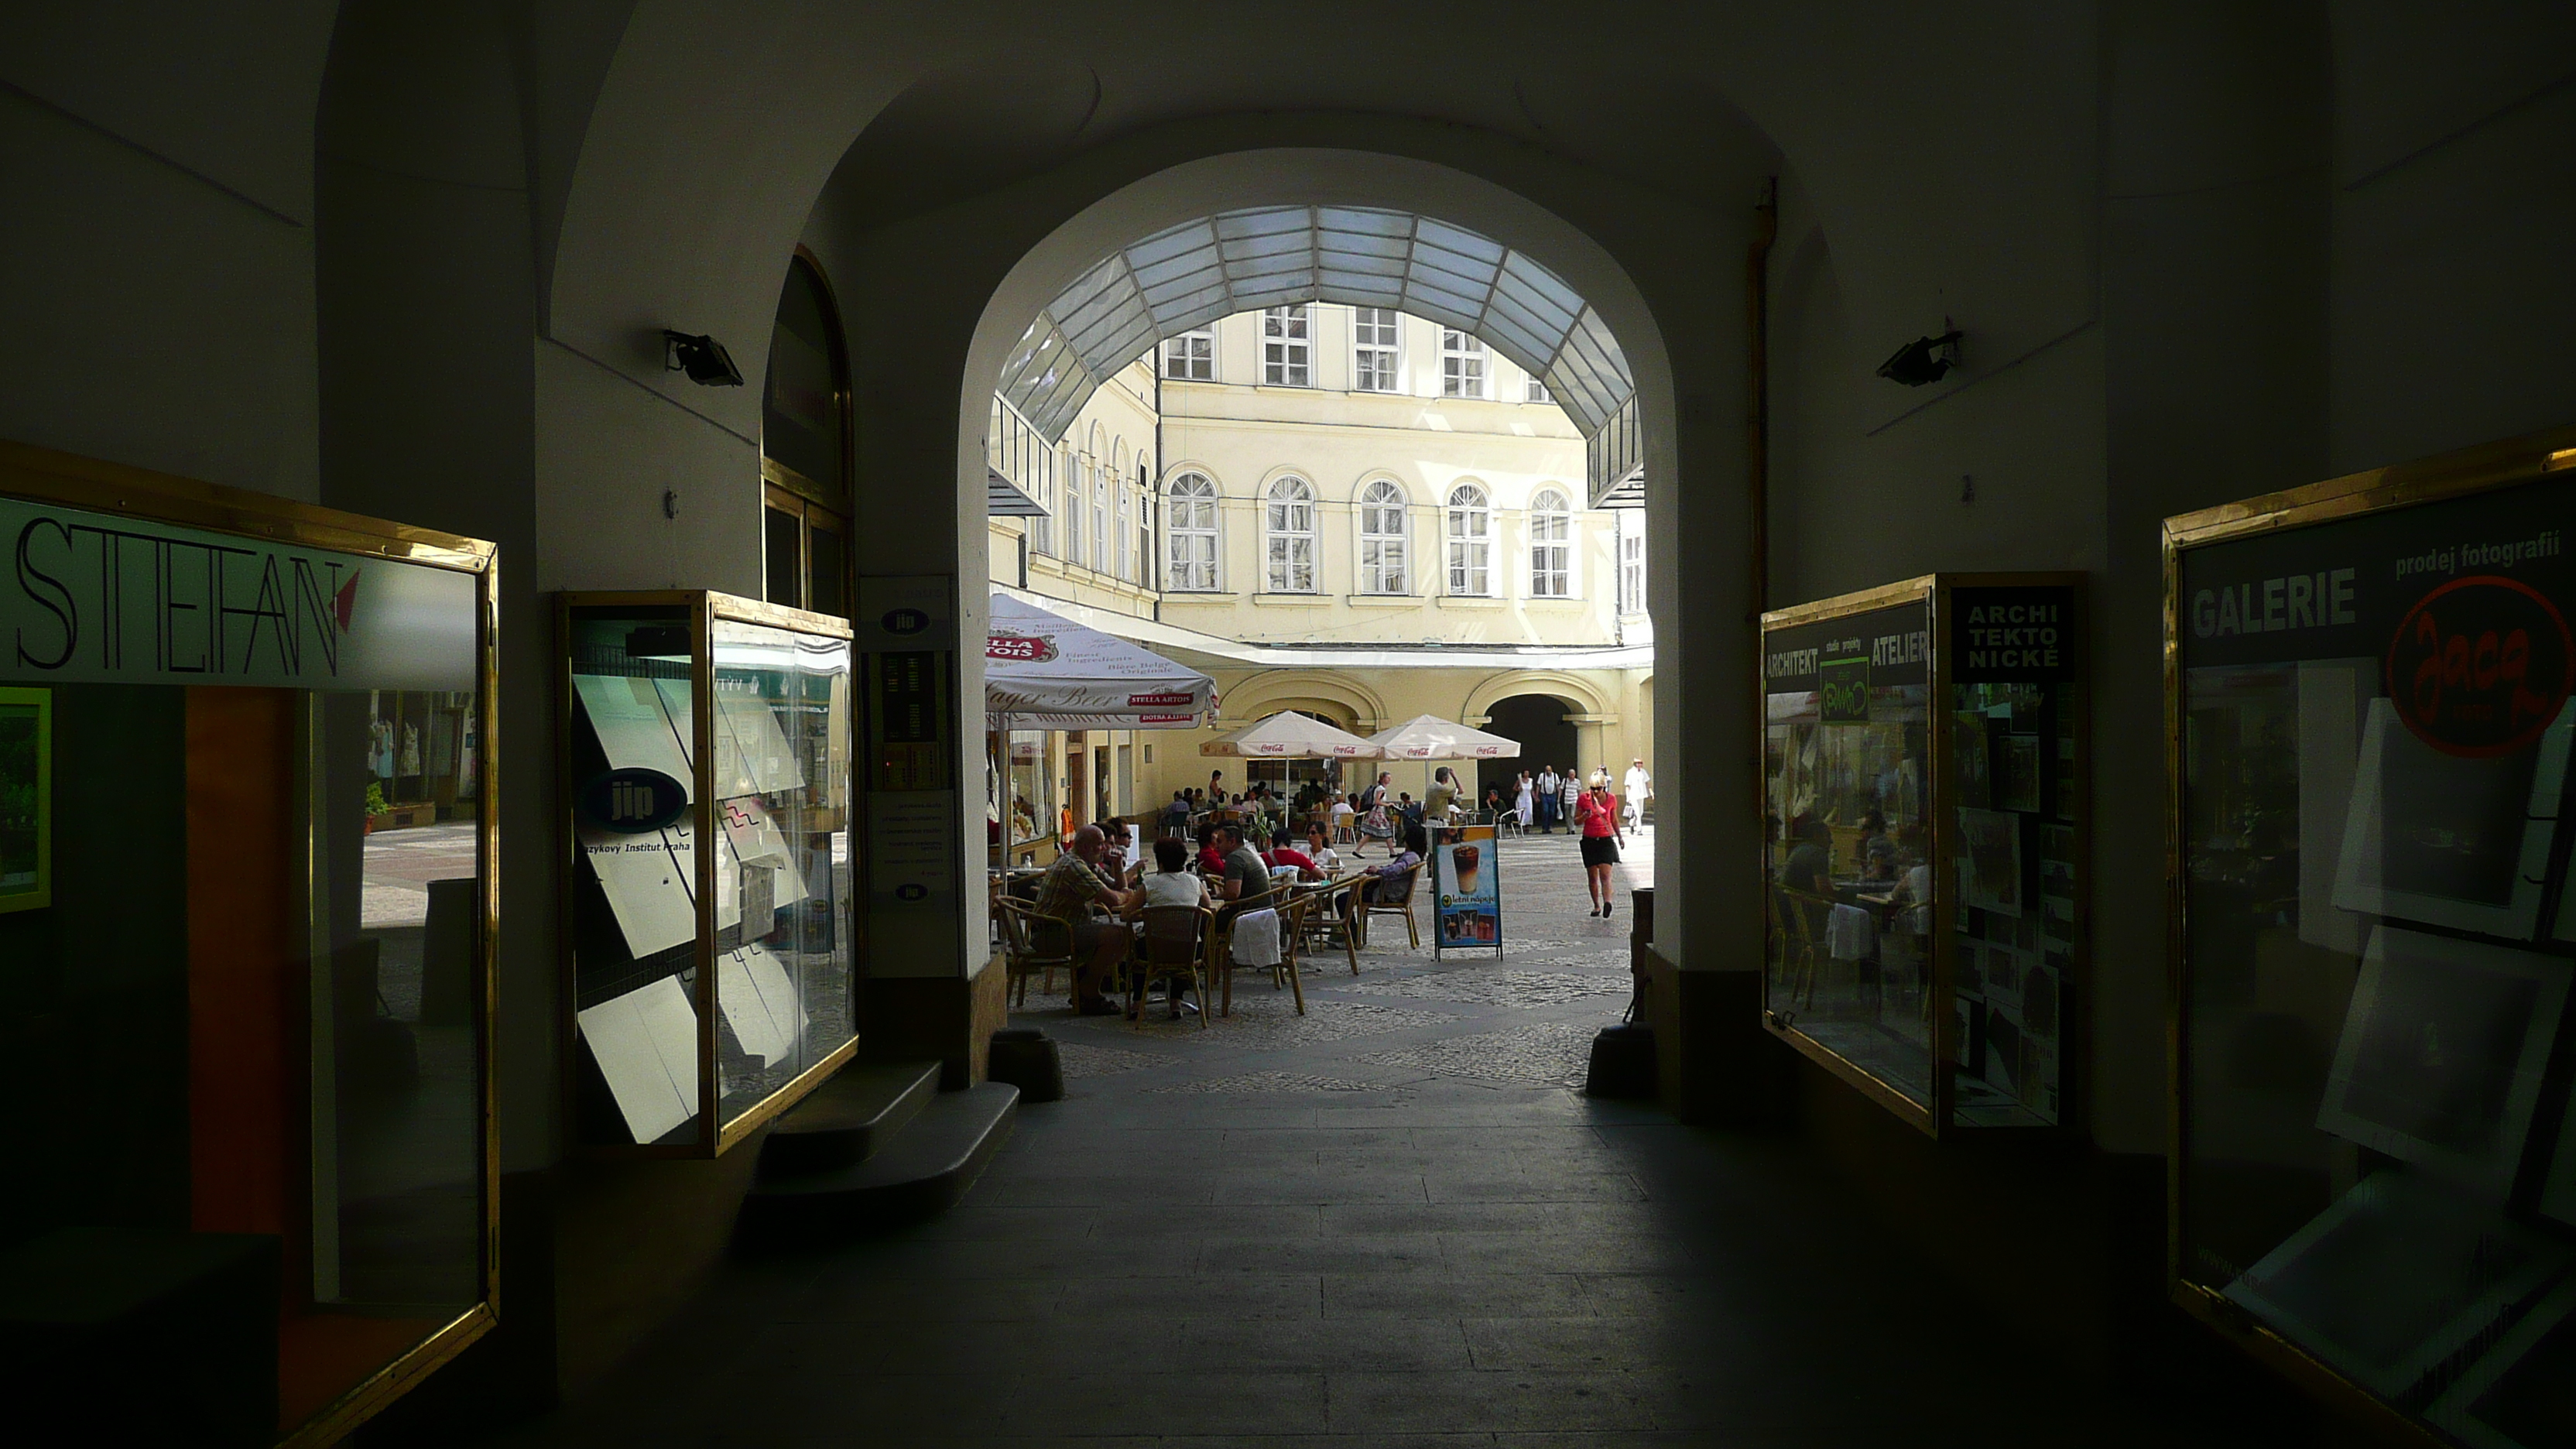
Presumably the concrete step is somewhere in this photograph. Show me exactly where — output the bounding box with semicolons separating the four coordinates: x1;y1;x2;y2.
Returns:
738;1083;1018;1246
755;1061;940;1179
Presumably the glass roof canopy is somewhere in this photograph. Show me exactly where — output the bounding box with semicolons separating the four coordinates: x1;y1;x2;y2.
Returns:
996;206;1641;499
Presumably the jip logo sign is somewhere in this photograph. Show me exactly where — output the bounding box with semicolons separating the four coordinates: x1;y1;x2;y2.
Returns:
2386;575;2574;757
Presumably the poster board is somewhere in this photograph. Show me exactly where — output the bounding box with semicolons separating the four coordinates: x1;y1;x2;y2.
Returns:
1433;824;1500;956
0;687;49;913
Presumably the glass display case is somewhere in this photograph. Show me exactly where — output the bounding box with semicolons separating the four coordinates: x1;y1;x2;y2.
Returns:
2167;429;2576;1447
1762;573;2085;1135
0;440;498;1443
558;591;855;1156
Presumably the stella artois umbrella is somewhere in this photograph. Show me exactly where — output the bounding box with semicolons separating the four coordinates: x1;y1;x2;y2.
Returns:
984;593;1212;729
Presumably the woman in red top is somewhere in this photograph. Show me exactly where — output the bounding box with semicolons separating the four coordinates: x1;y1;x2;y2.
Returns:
1574;776;1627;918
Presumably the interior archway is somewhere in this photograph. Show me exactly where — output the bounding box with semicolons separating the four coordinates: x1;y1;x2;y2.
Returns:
1478;694;1581;805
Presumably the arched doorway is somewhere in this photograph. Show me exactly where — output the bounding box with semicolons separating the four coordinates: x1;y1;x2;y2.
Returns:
1478;695;1577;804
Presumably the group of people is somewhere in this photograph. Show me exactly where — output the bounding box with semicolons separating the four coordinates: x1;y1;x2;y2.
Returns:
1508;759;1653;834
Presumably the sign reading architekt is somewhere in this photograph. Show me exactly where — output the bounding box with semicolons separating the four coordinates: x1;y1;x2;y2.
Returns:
4;495;478;691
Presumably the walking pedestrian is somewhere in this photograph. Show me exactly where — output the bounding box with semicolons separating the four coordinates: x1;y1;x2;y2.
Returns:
1575;776;1626;917
1623;759;1652;831
1535;765;1560;833
1513;771;1535;831
1559;768;1581;833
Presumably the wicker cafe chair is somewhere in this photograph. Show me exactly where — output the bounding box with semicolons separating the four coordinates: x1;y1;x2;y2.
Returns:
996;897;1074;1008
1356;862;1423;951
1770;886;1833;1011
1132;905;1214;1029
1216;895;1309;1019
1302;874;1366;976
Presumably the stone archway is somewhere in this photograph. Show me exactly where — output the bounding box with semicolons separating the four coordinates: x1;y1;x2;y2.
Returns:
1478;694;1581;809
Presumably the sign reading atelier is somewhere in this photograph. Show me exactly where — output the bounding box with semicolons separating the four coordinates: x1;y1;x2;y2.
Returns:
1951;585;2079;683
4;495;476;691
1763;600;1930;697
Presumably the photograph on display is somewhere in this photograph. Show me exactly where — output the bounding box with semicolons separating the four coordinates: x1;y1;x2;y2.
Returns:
0;687;48;913
1434;827;1501;951
2427;1280;2576;1449
1952;711;1992;809
2332;698;2567;940
1958;807;2023;916
2315;927;2569;1191
2222;1172;2567;1402
1999;734;2043;813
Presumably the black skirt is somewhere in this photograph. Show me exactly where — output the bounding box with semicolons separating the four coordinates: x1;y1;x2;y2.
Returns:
1580;834;1620;867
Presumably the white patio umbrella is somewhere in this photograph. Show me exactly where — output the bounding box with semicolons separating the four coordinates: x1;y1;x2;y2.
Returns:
1365;712;1523;816
1199;710;1383;759
1365;713;1522;762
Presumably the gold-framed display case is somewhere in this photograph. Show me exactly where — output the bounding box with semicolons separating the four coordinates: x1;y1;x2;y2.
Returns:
557;591;856;1156
2167;426;2576;1448
1761;573;2087;1136
0;440;498;1446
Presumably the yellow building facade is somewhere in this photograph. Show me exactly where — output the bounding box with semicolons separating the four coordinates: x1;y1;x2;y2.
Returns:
987;303;1652;839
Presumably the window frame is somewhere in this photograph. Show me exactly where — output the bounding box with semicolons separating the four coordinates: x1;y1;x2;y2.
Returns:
1264;475;1319;593
1619;513;1646;615
1356;478;1410;595
1440;329;1488;399
1351;307;1402;393
1262;305;1312;388
1091;463;1109;574
1529;487;1573;598
1161;327;1215;381
1525;373;1553;404
1445;481;1492;596
1165;471;1221;592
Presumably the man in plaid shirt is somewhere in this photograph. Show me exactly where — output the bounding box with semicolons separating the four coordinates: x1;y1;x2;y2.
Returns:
1035;823;1137;1015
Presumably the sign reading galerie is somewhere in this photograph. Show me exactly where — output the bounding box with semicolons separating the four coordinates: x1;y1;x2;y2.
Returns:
4;496;477;692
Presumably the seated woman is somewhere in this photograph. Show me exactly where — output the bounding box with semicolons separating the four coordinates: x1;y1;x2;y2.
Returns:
1140;836;1211;910
1341;822;1427;925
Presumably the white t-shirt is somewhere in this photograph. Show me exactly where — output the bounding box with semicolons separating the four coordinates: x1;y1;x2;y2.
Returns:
1142;872;1208;909
1625;767;1650;800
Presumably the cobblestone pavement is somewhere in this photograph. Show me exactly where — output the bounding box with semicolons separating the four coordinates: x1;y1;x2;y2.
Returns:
1006;826;1654;1095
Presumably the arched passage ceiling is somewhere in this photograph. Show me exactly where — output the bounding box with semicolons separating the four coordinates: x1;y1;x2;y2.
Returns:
995;204;1639;488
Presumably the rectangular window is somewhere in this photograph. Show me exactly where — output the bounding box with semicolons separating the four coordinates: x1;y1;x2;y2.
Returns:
1262;305;1310;387
1620;519;1645;614
1161;328;1214;380
1525;374;1552;403
1441;329;1486;399
1352;307;1400;392
1447;516;1489;594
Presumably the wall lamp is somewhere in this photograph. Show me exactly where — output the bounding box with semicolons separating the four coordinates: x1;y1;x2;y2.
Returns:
1875;324;1962;387
663;330;745;387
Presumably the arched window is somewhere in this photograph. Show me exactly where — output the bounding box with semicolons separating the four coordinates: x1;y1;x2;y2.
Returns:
1446;483;1491;595
1265;477;1317;593
1166;473;1219;591
1530;488;1572;597
762;252;849;616
1358;479;1408;594
1132;456;1152;584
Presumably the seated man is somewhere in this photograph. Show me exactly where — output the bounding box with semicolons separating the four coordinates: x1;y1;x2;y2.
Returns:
1208;823;1276;927
1262;837;1321;881
1033;824;1139;1015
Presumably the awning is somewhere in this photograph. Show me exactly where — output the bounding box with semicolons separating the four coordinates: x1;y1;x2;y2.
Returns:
985;593;1211;730
988;467;1048;518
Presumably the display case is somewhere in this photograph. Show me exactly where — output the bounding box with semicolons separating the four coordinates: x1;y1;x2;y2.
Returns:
2167;428;2576;1447
558;591;855;1156
0;440;498;1444
1761;573;2086;1135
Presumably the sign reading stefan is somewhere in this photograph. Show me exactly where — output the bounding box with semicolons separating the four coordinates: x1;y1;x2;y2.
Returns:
4;496;476;692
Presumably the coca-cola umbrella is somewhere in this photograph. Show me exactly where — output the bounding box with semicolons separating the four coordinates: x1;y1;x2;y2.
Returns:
1366;712;1523;814
1198;711;1383;760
